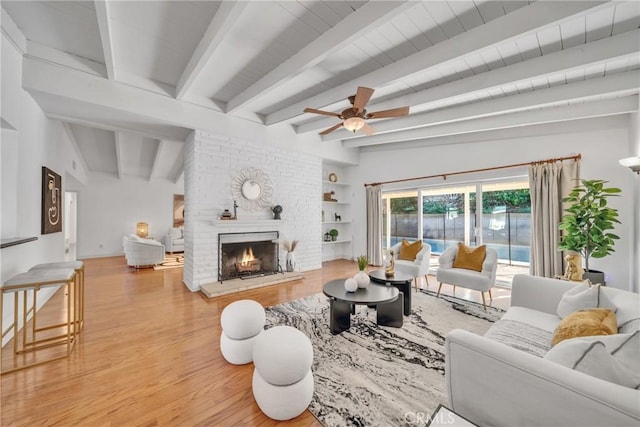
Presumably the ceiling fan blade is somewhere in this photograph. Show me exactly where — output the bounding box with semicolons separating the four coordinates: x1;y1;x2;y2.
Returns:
319;123;344;136
366;106;410;119
361;123;376;136
304;107;341;118
353;86;375;113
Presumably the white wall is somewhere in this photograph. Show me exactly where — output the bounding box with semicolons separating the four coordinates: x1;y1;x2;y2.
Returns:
629;112;640;293
347;115;636;291
183;130;322;291
67;173;184;258
1;16;88;344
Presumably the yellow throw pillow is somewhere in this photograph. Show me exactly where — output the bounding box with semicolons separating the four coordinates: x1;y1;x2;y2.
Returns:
398;239;423;261
552;308;617;347
452;243;486;272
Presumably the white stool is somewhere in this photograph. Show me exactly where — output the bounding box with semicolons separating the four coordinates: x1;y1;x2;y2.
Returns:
219;300;265;365
252;326;314;420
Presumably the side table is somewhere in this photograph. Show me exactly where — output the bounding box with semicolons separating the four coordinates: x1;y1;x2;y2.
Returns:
368;270;413;316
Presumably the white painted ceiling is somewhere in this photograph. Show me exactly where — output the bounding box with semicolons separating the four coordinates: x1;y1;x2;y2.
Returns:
2;0;639;181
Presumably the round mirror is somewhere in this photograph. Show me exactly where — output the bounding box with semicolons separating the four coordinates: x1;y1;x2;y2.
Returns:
242;179;262;200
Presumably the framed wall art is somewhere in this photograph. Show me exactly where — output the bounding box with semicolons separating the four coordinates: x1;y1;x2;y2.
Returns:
41;166;62;234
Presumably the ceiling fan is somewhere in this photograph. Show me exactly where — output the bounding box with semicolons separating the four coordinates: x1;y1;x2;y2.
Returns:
304;86;410;136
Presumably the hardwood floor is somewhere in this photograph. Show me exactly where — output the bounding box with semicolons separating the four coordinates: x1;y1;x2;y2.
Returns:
1;257;511;426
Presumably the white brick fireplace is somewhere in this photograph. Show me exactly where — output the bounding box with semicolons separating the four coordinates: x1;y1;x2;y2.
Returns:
182;130;322;291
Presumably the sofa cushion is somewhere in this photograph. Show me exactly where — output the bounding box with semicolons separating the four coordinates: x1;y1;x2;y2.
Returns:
557;284;617;319
452;243;486;272
501;306;561;333
552;308;617;346
544;331;640;389
398;239;422;261
484;319;552;357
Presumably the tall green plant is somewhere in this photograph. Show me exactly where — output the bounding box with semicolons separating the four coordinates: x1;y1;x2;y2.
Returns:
558;179;621;271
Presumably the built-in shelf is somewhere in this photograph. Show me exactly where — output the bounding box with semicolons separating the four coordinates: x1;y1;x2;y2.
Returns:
322;201;350;205
322;221;352;224
322;180;350;186
1;236;38;249
322;240;352;245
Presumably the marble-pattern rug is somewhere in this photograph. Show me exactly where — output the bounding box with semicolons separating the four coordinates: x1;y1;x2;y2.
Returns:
264;289;505;427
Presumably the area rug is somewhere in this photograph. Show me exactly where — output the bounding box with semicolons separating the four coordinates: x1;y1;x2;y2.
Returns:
153;254;184;270
264;289;505;427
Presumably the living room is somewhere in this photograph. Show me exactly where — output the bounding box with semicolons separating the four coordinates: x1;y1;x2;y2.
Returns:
1;1;639;425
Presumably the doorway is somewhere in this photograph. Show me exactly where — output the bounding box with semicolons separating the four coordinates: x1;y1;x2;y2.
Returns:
64;191;78;261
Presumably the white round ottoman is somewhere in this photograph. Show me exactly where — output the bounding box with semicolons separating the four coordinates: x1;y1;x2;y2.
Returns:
219;300;265;365
252;326;314;420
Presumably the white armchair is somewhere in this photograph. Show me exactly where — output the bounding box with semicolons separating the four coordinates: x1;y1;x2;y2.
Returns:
122;235;165;268
390;241;432;290
436;245;498;309
164;227;184;253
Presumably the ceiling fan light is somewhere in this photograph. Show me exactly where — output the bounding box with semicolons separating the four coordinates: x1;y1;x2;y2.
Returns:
343;117;365;133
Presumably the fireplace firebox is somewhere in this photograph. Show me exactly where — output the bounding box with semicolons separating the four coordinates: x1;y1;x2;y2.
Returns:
218;231;280;282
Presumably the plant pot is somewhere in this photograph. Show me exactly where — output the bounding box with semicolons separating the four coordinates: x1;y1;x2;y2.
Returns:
583;269;606;286
354;270;370;288
331;236;337;241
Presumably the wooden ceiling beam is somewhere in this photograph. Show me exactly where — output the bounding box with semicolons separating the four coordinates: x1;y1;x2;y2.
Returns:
324;70;640;142
265;0;610;125
225;1;412;114
343;96;639;148
175;1;248;100
94;0;117;80
299;29;640;136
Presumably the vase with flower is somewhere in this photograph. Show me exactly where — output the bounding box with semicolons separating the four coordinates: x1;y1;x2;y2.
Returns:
280;239;298;272
354;254;370;288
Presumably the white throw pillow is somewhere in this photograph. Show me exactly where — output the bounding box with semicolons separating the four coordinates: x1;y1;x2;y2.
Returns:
557;284;617;319
544;331;640;389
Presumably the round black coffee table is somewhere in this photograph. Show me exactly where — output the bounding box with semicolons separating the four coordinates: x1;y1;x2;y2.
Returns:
368;270;413;316
323;279;403;335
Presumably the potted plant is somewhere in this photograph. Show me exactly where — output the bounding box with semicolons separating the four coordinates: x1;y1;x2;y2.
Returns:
558;179;621;284
329;229;339;241
354;254;370;288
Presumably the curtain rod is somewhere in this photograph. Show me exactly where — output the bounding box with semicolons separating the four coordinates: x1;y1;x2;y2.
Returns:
364;154;581;188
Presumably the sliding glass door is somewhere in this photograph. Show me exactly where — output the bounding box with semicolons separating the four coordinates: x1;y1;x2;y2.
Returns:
382;179;531;284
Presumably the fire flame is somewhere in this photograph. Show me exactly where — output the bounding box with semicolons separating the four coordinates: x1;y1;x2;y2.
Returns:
240;247;256;265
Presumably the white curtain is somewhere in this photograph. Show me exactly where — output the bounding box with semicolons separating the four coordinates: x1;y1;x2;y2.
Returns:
528;160;580;277
366;185;383;266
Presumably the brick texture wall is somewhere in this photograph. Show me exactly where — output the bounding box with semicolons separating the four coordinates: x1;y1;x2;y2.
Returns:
183;130;322;291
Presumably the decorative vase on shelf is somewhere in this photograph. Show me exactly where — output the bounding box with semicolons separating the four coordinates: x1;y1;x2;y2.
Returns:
285;251;296;272
354;271;370;289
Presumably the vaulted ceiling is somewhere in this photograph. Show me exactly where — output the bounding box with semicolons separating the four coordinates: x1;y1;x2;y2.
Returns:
2;1;639;181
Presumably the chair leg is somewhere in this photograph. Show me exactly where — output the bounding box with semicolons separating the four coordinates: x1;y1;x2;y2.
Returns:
437;283;443;297
489;289;493;301
453;285;456;296
481;292;487;311
424;274;430;288
414;277;418;291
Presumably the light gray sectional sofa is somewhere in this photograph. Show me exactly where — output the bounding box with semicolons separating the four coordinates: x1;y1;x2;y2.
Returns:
446;274;640;427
